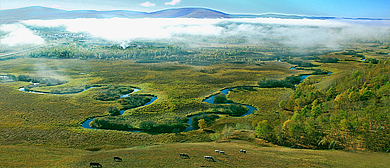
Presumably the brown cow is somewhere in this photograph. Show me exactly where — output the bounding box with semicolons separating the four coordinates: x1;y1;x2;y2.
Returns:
90;162;102;168
114;157;123;162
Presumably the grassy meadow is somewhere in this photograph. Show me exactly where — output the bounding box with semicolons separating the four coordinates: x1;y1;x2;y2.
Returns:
1;140;389;168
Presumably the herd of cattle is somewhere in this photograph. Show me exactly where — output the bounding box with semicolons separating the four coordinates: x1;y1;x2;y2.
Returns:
201;149;246;162
89;149;247;167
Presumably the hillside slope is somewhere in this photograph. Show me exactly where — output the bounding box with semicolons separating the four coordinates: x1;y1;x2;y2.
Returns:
1;140;389;167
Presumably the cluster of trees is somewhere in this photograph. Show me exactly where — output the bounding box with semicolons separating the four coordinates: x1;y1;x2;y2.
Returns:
257;75;302;88
314;57;339;63
118;95;152;110
353;54;366;59
91;116;188;133
90;117;135;131
93;86;134;101
213;93;234;104
191;114;220;130
311;69;331;75
364;58;380;64
139;120;188;133
207;104;249;117
107;107;121;116
50;85;89;94
256;60;390;151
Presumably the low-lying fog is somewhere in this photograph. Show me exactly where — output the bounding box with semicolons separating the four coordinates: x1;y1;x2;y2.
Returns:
1;17;389;49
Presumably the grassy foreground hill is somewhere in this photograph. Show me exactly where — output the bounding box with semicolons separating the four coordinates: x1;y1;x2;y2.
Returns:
1;139;389;168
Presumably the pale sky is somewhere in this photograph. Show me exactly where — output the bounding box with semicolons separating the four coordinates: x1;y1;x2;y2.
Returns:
1;0;389;18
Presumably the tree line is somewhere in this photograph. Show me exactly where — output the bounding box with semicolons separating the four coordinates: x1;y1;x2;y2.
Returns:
256;59;390;151
28;42;339;65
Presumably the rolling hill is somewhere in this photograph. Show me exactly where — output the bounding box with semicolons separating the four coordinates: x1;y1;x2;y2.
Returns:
145;8;230;18
0;6;229;23
0;6;387;23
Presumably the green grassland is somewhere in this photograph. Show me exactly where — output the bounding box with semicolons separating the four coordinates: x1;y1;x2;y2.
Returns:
0;42;389;167
1;140;389;168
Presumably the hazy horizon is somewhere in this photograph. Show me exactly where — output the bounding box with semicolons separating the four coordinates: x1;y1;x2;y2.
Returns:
1;0;389;19
1;17;389;52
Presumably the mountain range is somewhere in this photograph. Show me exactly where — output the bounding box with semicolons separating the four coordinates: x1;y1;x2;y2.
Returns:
0;6;387;23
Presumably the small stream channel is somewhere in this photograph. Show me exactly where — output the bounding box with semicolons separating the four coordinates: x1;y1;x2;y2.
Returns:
17;85;158;130
184;88;258;132
80;89;158;129
81;95;158;129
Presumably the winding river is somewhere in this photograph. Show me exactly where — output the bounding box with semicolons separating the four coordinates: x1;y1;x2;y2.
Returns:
19;67;331;132
18;85;157;129
184;88;258;132
18;84;256;132
80;89;158;129
81;95;158;129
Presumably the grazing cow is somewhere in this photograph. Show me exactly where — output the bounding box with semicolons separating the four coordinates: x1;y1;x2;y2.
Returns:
204;156;215;162
179;153;190;159
114;157;122;162
215;150;220;153
90;162;102;168
218;151;225;155
240;149;246;154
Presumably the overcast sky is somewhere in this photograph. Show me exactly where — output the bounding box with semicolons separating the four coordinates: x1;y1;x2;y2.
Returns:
1;0;389;18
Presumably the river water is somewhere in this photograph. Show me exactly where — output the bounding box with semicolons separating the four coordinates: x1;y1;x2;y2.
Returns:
184;88;258;132
80;89;157;129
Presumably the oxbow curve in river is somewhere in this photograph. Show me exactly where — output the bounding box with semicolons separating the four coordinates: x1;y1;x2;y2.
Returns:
18;83;256;132
82;96;158;130
19;70;330;132
81;89;158;130
184;88;258;132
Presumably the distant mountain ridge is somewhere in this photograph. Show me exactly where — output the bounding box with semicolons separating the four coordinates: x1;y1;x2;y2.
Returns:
0;6;388;23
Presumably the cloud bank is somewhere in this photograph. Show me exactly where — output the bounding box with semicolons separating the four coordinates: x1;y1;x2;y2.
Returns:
0;23;45;46
10;17;390;50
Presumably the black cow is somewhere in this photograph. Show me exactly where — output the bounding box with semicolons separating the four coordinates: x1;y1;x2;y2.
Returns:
240;149;246;154
180;153;190;159
204;156;215;162
114;157;123;162
90;162;102;168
